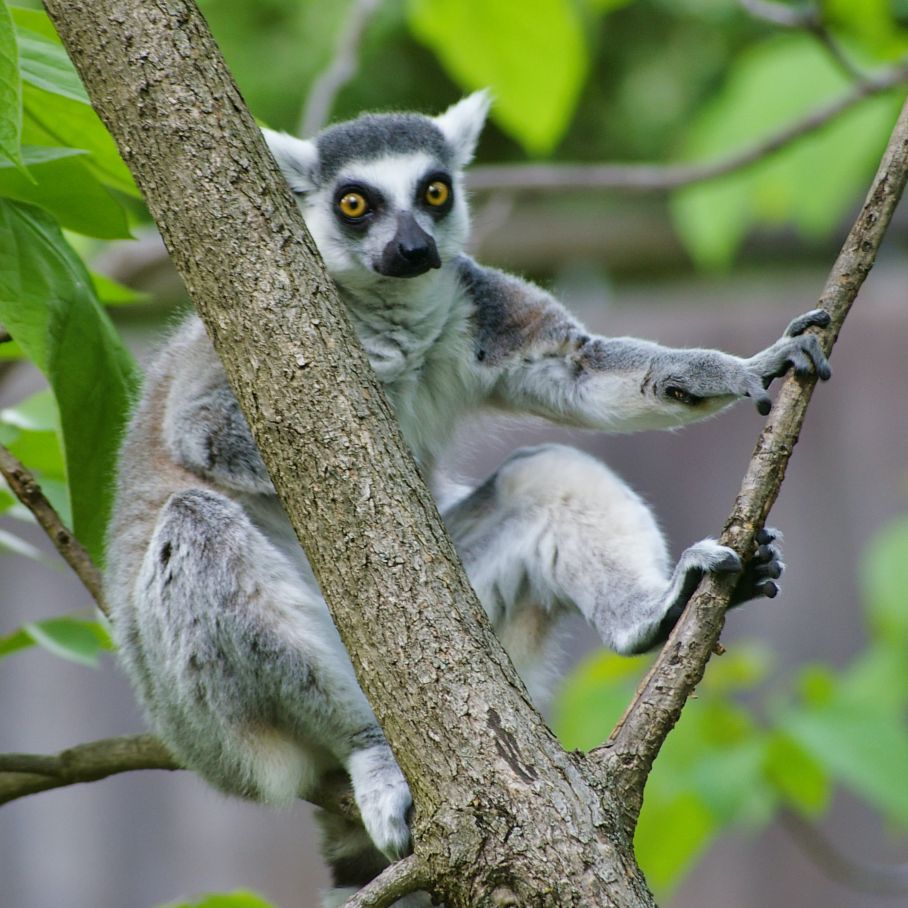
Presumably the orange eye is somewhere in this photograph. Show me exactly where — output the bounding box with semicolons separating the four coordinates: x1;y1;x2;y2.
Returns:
425;180;450;207
338;192;369;219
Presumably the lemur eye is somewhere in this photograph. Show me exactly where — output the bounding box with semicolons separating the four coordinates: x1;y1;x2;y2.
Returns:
424;180;450;207
338;192;370;219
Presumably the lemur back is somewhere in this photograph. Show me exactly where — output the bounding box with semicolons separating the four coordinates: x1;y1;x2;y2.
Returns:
107;92;829;906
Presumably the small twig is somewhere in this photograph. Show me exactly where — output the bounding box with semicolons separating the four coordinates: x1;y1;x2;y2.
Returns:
781;811;908;895
0;443;107;612
0;444;106;611
299;0;382;137
339;854;431;908
596;95;908;831
740;0;865;83
0;733;360;819
466;59;908;194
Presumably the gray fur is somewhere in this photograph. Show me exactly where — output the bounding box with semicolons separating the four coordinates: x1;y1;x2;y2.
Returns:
107;92;824;906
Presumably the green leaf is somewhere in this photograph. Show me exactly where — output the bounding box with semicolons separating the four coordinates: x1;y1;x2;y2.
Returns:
783;701;908;826
91;270;150;306
16;25;88;103
9;6;60;41
163;892;276;908
21;616;112;666
22;83;138;197
0;199;140;563
796;664;838;708
0;0;26;173
0;144;131;238
700;643;773;695
553;649;648;751
763;731;830;816
635;791;716;892
672;35;905;267
860;515;908;644
407;0;588;155
0;625;32;658
0;386;58;431
821;0;908;60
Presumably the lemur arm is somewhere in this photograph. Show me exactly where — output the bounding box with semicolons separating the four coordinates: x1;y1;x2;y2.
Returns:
161;321;275;495
457;257;830;431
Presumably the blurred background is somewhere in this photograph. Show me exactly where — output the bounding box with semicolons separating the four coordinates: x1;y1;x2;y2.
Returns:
1;0;907;906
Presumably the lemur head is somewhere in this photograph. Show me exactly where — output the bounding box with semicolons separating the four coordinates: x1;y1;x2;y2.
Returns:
263;91;490;286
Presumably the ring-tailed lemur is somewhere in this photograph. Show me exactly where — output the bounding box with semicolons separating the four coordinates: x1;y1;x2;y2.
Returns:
106;91;830;907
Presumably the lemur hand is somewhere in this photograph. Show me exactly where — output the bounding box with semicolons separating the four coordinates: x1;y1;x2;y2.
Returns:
742;309;832;414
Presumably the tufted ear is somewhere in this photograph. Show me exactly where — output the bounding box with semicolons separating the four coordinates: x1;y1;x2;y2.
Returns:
262;128;320;194
433;89;491;169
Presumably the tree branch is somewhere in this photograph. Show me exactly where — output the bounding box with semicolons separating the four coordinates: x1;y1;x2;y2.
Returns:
0;734;177;804
0;443;106;613
298;0;382;137
596;95;908;829
740;0;866;83
0;734;360;819
339;855;431;908
466;59;908;194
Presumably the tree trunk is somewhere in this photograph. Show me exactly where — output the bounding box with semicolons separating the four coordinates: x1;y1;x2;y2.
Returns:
42;0;653;903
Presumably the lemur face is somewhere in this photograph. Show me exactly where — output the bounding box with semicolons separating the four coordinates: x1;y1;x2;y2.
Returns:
264;91;490;290
301;149;466;283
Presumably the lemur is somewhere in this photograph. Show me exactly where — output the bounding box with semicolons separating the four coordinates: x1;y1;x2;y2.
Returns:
105;91;831;907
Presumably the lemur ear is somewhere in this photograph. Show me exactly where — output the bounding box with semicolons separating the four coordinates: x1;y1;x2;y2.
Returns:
434;89;491;169
262;129;320;194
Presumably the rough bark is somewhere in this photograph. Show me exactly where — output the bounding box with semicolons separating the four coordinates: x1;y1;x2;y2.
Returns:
42;1;650;904
39;0;908;904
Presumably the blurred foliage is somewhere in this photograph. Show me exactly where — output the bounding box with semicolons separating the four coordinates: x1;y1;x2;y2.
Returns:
554;513;908;895
0;0;906;903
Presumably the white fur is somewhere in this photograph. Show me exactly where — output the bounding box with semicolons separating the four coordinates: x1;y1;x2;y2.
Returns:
434;89;492;167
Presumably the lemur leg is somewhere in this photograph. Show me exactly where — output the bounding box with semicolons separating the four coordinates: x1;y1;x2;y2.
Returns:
125;488;411;859
443;444;783;666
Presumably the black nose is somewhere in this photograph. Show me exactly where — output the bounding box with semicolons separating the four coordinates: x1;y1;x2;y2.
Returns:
378;212;441;277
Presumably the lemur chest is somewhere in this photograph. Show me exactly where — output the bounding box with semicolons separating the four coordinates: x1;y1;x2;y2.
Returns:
344;281;479;467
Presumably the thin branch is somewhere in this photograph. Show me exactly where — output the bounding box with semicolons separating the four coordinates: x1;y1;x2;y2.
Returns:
0;734;178;804
740;0;866;83
299;0;382;137
596;96;908;828
740;0;813;28
781;810;908;895
0;733;360;819
339;854;431;908
0;443;107;613
466;59;908;194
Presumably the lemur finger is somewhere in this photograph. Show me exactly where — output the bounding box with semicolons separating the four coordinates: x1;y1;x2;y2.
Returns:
756;580;780;598
744;375;773;415
796;333;832;380
785;308;830;337
755;527;778;546
752;554;783;581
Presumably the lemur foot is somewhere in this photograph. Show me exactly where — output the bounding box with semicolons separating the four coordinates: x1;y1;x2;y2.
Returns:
729;527;784;607
348;744;413;860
